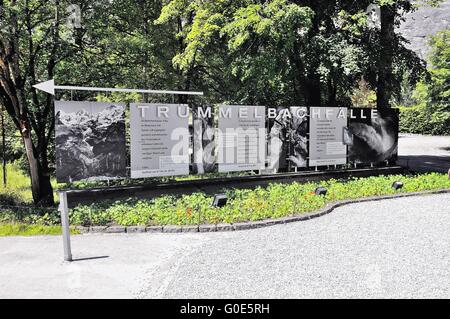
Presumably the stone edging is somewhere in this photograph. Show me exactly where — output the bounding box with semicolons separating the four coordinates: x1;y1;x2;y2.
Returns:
74;189;450;234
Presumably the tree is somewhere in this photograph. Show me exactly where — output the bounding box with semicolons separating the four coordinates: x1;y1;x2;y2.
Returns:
0;0;74;206
377;2;397;110
57;0;185;102
425;30;450;133
376;0;445;109
398;29;449;135
156;0;425;108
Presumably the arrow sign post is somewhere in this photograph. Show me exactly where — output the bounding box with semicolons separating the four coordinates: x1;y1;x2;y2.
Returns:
33;79;204;96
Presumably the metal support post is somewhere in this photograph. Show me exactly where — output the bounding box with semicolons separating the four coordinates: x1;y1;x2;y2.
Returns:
59;191;73;262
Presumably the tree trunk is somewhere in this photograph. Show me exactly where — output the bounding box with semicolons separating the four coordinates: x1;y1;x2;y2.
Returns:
1;104;6;186
305;76;322;106
327;77;337;107
377;5;396;110
0;0;57;207
21;133;53;206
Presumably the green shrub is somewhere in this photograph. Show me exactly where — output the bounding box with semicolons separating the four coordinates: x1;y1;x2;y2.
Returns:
0;207;60;225
398;31;450;136
400;105;450;135
0;191;25;206
0;163;58;205
2;173;449;233
0;224;79;236
68;173;450;227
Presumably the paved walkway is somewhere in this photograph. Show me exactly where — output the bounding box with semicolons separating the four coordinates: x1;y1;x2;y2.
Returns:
1;193;449;299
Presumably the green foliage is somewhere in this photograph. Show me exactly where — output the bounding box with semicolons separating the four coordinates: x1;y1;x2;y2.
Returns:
0;110;22;163
0;164;34;204
155;0;424;106
399;106;430;135
0;224;79;237
427;30;450;123
57;0;182;105
351;78;377;108
399;30;450;135
0;207;60;225
1;173;448;236
400;103;450;135
68;173;450;227
0;164;57;205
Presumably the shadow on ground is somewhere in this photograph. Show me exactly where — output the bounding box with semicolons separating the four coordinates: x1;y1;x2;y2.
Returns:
398;155;450;173
71;256;110;262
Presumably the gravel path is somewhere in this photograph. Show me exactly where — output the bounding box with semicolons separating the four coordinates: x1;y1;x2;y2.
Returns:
1;193;448;299
143;193;450;299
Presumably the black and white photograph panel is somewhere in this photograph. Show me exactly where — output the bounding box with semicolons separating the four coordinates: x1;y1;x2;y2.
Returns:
288;106;308;168
348;108;399;165
267;107;290;172
192;105;217;174
55;101;127;183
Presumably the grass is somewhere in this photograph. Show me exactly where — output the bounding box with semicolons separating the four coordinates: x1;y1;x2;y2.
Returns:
0;163;34;204
0;163;58;205
0;224;79;237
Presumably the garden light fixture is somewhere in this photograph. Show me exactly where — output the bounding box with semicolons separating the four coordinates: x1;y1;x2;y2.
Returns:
315;186;328;196
212;194;228;208
392;181;404;190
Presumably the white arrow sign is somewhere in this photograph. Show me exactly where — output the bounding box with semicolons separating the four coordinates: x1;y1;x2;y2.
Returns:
33;79;204;96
